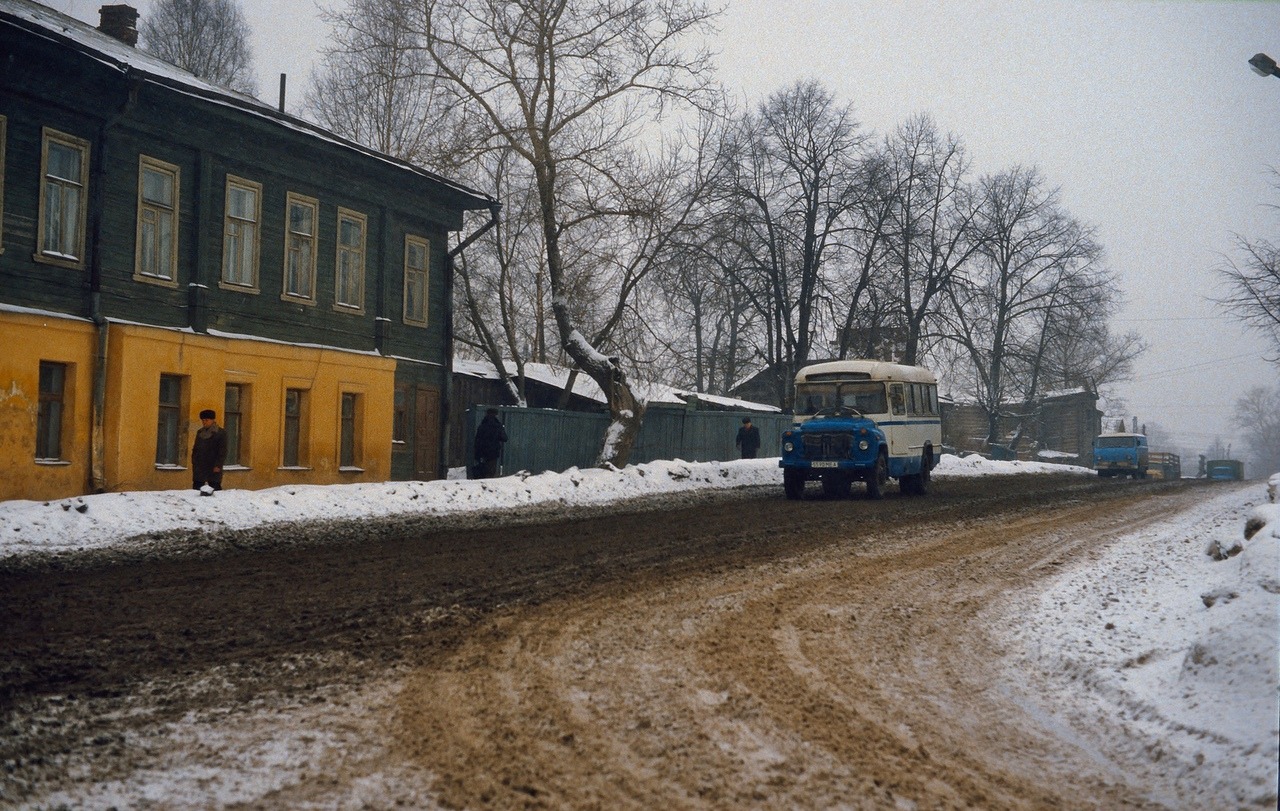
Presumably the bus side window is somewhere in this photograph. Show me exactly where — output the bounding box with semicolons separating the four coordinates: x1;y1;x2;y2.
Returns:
890;383;905;415
928;385;938;415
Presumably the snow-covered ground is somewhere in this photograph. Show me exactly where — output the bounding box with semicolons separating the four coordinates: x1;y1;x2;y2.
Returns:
2;455;1276;804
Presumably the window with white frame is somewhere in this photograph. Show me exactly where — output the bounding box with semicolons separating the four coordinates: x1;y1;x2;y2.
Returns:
335;208;366;311
222;176;260;288
403;235;429;325
283;192;318;301
135;156;179;284
38;128;90;267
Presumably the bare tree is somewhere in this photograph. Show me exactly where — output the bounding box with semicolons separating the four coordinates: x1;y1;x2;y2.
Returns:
944;165;1110;451
140;0;258;95
1234;385;1280;477
718;80;865;405
415;0;718;466
306;0;473;164
453;148;547;406
833;146;904;362
1215;171;1279;364
881;114;984;365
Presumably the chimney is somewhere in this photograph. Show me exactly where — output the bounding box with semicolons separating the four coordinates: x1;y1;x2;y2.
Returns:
98;5;139;47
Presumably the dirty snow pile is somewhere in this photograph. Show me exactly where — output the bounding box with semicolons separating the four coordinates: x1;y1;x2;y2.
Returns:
999;472;1279;808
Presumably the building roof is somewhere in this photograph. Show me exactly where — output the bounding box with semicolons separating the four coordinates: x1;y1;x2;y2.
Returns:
0;0;495;209
453;358;781;413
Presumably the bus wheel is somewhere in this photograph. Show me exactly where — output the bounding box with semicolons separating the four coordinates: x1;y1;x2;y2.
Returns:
866;454;888;500
784;469;805;500
917;450;932;495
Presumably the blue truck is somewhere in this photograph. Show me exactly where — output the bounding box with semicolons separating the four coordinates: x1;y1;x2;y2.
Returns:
1206;459;1244;481
1093;432;1149;479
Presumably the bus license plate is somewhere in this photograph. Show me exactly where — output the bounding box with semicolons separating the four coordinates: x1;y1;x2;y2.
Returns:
811;461;838;468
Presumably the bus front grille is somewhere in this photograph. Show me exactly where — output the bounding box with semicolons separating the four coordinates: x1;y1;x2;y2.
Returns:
802;433;852;460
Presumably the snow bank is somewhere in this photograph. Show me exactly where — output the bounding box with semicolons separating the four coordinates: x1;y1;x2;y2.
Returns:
1002;479;1279;808
0;454;1084;561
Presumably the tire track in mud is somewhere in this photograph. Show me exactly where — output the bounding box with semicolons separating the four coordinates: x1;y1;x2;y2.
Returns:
394;488;1199;810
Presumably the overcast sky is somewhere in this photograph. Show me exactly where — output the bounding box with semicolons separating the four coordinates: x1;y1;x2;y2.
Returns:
44;0;1280;461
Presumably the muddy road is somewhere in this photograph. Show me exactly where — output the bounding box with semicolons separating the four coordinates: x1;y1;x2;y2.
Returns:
0;474;1219;809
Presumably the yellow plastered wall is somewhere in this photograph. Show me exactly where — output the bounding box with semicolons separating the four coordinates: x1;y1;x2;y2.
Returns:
0;312;97;502
104;324;397;493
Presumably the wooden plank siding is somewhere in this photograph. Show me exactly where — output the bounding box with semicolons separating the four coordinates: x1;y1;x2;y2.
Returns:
0;0;494;500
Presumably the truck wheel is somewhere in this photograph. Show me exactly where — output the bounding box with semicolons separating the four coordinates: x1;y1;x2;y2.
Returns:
784;469;805;500
866;453;888;500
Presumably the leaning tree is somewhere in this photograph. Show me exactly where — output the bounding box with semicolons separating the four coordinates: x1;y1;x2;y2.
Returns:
413;0;718;466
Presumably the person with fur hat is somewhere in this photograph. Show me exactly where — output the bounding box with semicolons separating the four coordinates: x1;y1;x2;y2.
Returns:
191;409;228;492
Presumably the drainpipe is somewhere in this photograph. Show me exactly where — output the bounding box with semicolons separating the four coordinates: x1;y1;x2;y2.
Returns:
440;201;500;476
87;74;140;492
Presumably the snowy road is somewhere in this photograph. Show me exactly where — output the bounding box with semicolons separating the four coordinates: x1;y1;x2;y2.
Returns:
0;473;1273;809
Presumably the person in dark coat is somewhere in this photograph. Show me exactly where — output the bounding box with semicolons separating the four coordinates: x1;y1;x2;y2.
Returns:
191;409;228;491
473;408;508;478
736;416;761;459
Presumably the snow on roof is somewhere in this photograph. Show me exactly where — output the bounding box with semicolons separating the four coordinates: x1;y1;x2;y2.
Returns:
1;0;493;207
453;357;781;412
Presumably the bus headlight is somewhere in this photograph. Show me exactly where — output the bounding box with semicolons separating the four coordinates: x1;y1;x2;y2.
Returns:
858;440;869;451
783;441;794;453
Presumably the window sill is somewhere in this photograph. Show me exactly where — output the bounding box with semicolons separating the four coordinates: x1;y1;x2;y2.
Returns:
35;458;71;466
338;466;365;473
155;464;187;471
277;466;312;471
33;251;84;270
223;465;251;472
133;272;179;288
218;281;260;295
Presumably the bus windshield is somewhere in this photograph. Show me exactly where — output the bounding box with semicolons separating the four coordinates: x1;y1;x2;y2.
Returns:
796;381;888;415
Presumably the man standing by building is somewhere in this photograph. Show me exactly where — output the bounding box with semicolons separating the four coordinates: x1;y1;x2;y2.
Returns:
473;408;508;478
736;416;761;459
192;409;228;492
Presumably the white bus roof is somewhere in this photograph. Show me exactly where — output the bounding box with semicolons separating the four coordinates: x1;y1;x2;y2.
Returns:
795;360;938;385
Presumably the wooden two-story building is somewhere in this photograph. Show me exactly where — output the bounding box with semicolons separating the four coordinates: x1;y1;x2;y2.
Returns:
0;0;496;501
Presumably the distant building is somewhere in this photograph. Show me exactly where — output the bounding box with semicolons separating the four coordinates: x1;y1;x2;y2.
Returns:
942;389;1102;464
0;0;495;501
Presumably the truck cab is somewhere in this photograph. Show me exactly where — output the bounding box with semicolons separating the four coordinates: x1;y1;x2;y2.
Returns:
1093;432;1149;479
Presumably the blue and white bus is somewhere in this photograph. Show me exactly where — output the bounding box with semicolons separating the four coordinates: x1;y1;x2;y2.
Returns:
779;360;942;499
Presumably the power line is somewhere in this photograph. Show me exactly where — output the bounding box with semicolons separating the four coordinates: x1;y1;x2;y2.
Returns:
1129;351;1267;382
1114;316;1234;323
